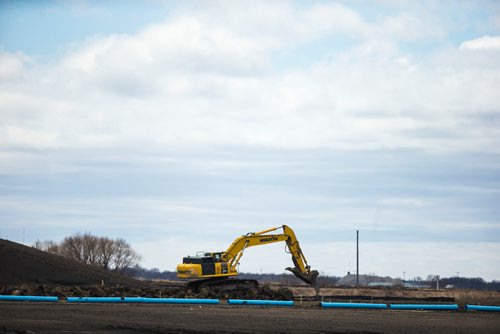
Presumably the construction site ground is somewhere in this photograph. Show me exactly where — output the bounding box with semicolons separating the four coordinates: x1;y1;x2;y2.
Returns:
1;301;500;334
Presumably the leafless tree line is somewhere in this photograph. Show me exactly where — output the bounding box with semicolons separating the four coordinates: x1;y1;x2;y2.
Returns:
33;233;141;272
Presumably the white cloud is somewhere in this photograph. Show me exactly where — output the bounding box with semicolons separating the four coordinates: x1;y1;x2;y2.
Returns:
1;126;60;149
62;16;268;76
0;52;29;80
1;2;500;154
1;1;499;281
379;12;445;41
304;3;370;37
460;35;500;50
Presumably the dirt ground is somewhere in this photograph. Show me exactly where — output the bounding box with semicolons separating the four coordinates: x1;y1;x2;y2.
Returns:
1;302;499;334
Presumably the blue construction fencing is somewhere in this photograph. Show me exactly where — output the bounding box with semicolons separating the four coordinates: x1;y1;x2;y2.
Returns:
389;304;459;311
228;299;294;306
466;305;500;312
321;302;387;309
66;297;219;304
0;295;58;302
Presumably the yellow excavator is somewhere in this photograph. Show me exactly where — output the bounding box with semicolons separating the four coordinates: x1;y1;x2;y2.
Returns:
177;225;319;291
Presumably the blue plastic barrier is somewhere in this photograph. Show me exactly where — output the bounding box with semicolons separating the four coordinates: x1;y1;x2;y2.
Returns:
466;305;500;312
66;297;219;304
321;302;387;309
142;298;219;304
227;299;294;306
390;304;458;311
67;297;131;303
0;295;58;302
120;297;143;303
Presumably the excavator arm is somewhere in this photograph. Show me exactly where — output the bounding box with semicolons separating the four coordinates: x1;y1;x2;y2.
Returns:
221;225;319;286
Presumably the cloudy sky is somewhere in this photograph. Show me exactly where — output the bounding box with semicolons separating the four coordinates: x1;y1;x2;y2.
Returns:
1;0;500;281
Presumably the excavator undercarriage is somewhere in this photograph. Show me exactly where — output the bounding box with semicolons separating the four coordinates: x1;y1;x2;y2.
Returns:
186;277;259;292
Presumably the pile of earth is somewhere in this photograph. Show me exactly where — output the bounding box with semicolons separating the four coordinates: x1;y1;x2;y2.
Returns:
0;283;294;300
0;239;294;300
0;238;145;287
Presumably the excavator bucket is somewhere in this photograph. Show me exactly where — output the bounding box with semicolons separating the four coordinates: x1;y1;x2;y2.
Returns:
286;267;319;286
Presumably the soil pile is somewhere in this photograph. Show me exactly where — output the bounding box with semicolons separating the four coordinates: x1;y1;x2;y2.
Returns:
190;284;294;301
0;238;144;287
0;283;294;301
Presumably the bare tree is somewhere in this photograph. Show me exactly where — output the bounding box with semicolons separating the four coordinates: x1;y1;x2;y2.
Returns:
426;274;438;282
111;238;141;272
81;233;99;265
34;233;141;272
33;239;60;254
97;236;116;270
59;233;86;263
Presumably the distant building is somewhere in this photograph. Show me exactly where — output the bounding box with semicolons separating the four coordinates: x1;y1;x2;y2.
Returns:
368;282;397;287
336;274;401;287
403;282;430;289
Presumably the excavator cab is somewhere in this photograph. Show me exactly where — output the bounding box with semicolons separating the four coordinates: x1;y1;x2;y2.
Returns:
178;252;236;279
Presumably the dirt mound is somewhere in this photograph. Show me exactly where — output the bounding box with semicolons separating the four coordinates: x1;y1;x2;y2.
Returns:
0;238;144;287
189;284;294;300
0;284;186;299
0;283;294;301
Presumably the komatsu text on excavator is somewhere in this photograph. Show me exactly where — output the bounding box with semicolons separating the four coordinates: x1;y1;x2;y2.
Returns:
177;225;319;291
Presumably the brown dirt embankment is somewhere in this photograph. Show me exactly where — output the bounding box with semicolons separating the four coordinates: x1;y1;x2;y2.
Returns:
0;238;144;287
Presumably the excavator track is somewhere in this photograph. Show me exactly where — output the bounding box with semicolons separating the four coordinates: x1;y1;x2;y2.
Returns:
187;278;259;292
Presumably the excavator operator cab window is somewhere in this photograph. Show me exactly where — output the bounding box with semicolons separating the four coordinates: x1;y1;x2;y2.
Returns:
183;257;202;264
183;255;217;264
201;257;214;263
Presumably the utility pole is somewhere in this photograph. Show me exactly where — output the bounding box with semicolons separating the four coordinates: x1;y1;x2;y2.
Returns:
356;230;359;287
